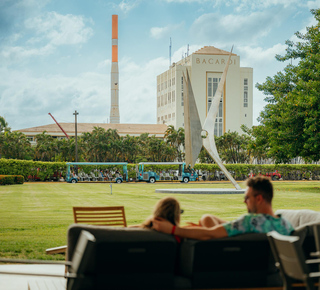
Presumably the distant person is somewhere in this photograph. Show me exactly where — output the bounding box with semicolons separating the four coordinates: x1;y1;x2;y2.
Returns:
152;176;294;240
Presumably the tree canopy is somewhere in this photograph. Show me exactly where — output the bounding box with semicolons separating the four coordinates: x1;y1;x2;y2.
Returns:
256;8;320;163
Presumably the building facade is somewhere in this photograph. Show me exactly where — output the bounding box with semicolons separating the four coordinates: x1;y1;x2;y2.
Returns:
157;46;253;136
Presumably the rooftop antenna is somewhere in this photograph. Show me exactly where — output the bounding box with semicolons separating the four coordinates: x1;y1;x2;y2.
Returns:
187;44;189;56
169;37;172;67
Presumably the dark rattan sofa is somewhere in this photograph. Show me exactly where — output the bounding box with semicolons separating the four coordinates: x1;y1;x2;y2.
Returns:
67;209;320;290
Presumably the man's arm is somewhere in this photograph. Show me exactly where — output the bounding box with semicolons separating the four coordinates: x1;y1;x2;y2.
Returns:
152;218;228;240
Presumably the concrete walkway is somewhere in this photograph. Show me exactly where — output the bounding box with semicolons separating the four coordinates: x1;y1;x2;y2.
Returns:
155;188;246;194
0;264;65;290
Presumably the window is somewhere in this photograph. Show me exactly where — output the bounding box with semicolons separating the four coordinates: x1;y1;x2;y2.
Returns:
168;92;171;103
172;77;175;86
244;78;248;107
157;117;160;122
168;114;171;120
157;96;160;107
208;77;223;136
172;91;175;102
165;93;167;105
207;77;219;112
181;77;184;106
172;113;175;120
244;92;248;107
161;95;164;106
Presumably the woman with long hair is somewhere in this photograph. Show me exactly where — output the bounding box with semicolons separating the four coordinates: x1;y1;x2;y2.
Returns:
142;196;181;229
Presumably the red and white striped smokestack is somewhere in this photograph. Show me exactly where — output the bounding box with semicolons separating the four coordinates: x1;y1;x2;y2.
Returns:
110;14;120;123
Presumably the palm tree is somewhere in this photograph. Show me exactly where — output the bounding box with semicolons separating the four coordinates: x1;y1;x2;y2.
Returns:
164;125;185;161
0;131;33;159
0;116;10;133
34;131;55;161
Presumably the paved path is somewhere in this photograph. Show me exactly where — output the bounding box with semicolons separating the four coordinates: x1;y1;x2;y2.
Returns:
0;264;65;290
155;188;246;194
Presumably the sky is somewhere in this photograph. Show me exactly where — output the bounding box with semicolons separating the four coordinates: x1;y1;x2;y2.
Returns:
0;0;319;131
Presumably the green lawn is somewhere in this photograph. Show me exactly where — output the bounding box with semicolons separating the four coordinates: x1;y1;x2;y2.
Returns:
0;180;319;260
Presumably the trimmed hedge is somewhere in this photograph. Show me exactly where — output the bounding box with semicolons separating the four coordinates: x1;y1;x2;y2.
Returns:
0;158;320;181
0;175;24;185
0;159;66;181
194;163;320;181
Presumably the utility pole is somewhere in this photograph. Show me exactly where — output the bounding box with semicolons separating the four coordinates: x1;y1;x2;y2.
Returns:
73;110;79;163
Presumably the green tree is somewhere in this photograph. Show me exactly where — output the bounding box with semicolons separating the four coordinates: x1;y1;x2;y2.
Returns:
164;125;185;161
256;9;320;163
34;131;55;161
0;116;10;133
215;131;250;163
241;125;269;164
0;131;33;159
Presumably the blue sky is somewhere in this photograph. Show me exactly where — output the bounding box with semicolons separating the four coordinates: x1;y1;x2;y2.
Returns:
0;0;319;131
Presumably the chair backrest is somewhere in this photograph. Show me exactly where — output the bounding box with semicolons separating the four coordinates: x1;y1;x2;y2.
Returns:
73;206;127;227
267;231;309;281
314;224;320;254
67;224;177;290
67;230;96;290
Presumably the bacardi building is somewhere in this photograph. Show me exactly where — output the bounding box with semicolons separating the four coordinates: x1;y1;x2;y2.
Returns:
156;46;253;136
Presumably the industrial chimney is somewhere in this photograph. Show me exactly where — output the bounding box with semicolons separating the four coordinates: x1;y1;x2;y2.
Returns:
110;14;120;123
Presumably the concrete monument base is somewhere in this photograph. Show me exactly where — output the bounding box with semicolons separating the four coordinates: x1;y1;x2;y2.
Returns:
155;188;245;195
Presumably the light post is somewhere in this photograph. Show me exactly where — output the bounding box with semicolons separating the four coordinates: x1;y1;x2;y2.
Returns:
73;110;79;163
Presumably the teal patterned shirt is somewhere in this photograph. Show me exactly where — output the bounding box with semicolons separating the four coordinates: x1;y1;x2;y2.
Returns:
223;214;294;237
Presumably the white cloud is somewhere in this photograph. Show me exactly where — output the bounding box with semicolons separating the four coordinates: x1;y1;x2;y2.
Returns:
190;10;283;45
0;55;169;130
164;0;209;2
118;0;141;13
236;44;287;67
1;44;55;62
307;0;320;9
171;44;202;63
0;12;93;64
118;56;168;123
25;12;93;46
150;23;184;39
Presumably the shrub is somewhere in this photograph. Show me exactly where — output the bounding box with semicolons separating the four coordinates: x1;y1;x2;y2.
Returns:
0;175;23;185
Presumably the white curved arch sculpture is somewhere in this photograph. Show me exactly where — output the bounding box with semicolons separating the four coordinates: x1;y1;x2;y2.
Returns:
184;47;241;190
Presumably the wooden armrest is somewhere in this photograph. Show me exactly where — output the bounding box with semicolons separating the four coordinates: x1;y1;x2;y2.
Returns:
309;272;320;278
46;245;67;255
306;258;320;264
310;251;320;257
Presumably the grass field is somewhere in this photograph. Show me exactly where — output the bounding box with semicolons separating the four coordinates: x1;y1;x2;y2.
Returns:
0;180;320;261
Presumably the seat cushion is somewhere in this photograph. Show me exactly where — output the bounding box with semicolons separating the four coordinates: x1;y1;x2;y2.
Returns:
275;209;320;228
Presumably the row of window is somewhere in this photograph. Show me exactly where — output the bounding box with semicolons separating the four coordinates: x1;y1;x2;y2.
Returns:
244;78;248;107
27;136;66;142
157;77;176;92
158;113;176;123
157;91;176;107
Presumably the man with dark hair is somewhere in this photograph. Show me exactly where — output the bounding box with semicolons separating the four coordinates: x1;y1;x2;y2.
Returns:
152;176;293;240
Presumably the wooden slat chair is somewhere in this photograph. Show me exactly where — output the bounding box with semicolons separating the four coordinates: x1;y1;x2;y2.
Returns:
46;206;126;254
73;206;127;227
